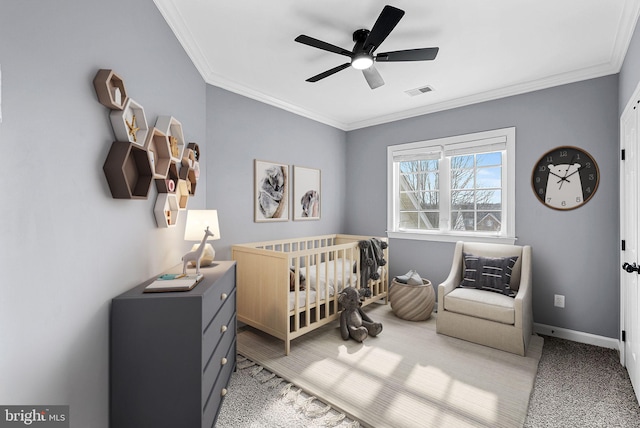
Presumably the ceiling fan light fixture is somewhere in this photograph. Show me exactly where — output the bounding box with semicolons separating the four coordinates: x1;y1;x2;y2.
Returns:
351;53;373;70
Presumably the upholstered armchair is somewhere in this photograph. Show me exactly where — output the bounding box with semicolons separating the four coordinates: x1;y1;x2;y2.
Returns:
436;241;533;356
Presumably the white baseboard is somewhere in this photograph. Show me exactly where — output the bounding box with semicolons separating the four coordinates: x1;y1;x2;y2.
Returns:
534;323;620;350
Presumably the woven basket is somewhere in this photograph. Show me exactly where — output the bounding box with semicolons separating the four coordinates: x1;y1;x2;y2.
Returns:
390;278;435;321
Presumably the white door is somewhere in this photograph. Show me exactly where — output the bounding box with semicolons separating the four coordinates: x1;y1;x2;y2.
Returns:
621;99;640;403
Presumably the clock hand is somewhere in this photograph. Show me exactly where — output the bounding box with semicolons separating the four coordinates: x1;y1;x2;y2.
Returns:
563;167;581;180
549;171;571;187
558;165;582;188
548;171;565;180
558;155;576;189
562;155;575;178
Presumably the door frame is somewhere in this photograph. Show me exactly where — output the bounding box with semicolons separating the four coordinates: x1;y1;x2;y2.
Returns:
620;80;640;368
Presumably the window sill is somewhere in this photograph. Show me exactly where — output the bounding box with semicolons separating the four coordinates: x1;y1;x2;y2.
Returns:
387;230;517;245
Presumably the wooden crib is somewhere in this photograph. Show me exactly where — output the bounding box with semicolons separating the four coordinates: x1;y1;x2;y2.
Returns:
232;234;389;355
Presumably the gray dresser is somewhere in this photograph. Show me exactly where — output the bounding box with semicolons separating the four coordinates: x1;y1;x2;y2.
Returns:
110;261;236;428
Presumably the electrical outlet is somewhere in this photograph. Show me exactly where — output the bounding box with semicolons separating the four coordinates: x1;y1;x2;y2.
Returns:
554;294;565;308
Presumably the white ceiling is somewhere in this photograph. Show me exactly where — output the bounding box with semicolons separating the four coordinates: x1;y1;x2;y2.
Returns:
154;0;640;131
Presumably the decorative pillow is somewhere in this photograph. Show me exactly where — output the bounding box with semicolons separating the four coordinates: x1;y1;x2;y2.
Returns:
459;252;519;297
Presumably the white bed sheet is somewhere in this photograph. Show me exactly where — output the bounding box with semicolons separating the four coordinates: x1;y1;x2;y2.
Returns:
288;258;357;311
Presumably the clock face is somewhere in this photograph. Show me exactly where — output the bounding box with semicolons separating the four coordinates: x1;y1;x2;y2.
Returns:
531;146;599;210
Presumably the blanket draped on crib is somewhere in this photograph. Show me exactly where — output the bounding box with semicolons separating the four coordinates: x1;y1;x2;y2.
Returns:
359;238;387;296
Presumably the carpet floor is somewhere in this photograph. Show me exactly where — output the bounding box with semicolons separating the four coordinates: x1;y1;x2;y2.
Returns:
524;335;640;427
225;304;543;428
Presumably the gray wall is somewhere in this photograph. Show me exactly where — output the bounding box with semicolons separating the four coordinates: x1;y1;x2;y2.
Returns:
345;75;620;339
205;85;347;259
0;1;206;426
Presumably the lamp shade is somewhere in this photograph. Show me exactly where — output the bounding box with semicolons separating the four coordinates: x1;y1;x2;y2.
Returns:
184;210;220;241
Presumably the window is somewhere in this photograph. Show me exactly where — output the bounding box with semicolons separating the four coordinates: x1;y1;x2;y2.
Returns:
387;127;516;243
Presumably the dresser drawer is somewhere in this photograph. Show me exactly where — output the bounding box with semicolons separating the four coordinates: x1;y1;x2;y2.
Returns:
202;311;235;399
202;339;236;428
202;289;235;366
202;267;235;328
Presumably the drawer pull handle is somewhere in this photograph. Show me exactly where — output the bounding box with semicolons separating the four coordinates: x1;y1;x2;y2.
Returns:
221;357;228;366
221;388;227;397
220;325;227;333
221;293;228;301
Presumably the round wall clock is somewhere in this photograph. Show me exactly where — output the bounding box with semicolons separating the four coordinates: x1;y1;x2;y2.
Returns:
531;146;599;210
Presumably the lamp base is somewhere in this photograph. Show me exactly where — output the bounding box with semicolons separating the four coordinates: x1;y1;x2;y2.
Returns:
189;243;215;267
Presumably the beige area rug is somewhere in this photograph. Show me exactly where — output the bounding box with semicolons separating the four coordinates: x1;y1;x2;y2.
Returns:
238;304;543;428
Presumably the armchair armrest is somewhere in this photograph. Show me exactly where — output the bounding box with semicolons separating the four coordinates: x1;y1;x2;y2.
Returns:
438;241;464;313
512;245;532;330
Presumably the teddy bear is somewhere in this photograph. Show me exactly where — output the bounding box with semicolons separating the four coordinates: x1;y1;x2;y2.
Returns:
338;287;383;342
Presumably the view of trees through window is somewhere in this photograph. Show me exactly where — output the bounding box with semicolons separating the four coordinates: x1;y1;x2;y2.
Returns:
399;152;502;232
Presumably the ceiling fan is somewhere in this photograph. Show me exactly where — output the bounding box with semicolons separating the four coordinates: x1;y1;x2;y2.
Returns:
295;5;439;89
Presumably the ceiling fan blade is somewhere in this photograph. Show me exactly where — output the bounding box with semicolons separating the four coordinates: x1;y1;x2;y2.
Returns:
376;47;439;62
295;35;352;58
306;63;351;82
364;5;405;53
362;65;385;89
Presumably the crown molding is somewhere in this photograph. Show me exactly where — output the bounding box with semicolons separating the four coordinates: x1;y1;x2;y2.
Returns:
155;0;640;132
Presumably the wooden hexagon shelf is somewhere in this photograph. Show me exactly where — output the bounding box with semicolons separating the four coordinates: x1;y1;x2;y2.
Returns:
176;179;189;210
182;147;196;169
103;141;153;199
186;142;200;161
154;193;180;228
193;161;200;181
156;116;185;162
93;69;128;110
144;127;171;179
155;161;179;193
185;142;201;181
179;166;197;196
110;98;149;145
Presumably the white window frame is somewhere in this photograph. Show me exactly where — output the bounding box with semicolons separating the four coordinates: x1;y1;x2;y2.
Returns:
387;127;516;244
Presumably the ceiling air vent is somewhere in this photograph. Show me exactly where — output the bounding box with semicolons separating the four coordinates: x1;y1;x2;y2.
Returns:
405;85;434;97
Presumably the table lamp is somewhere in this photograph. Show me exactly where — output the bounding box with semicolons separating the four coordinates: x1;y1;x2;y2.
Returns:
184;210;220;267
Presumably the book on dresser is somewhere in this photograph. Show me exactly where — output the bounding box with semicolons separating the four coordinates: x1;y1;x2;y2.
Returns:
110;260;237;428
143;273;204;292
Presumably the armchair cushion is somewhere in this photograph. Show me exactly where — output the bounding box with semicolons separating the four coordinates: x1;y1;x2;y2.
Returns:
460;252;519;296
444;288;515;324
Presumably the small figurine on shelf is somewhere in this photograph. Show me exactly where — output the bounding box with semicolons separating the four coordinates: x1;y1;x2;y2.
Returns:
182;226;214;275
169;136;179;158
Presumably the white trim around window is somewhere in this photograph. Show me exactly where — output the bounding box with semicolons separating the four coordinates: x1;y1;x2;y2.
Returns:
387;127;516;244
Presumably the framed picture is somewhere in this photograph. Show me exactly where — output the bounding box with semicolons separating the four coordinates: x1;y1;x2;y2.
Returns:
254;159;289;222
293;166;321;220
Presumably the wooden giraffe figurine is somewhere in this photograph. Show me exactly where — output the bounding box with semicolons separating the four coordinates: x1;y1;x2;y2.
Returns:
182;226;215;275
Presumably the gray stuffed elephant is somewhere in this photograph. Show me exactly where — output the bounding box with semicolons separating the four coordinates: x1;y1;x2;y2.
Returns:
338;287;383;342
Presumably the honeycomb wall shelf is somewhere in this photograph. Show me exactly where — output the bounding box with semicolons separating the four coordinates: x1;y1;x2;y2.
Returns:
94;69;202;227
185;143;201;181
186;142;200;161
93;69;128;110
179;166;197;196
182;147;196;169
155;161;179;193
154;193;180;228
144;127;171;179
110;98;149;145
176;179;190;210
103;141;153;199
156;116;185;162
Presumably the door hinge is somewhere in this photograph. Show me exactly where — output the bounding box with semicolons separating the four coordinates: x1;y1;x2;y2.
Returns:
622;240;626;251
622;149;626;160
622;330;626;342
